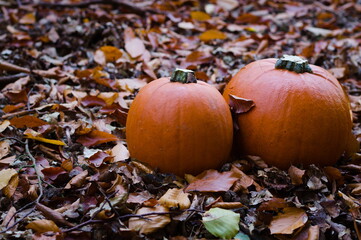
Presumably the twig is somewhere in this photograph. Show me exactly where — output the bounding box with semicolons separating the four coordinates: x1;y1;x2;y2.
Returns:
35;0;153;16
63;208;204;233
0;73;28;83
0;140;43;233
0;60;30;74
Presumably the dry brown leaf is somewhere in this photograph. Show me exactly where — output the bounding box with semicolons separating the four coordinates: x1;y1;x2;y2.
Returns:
1;206;16;229
158;188;191;210
128;205;171;234
64;170;88;189
3;172;19;198
36;203;74;227
185;169;239;192
288;165;305;185
125;38;146;58
210;202;245;209
0;168;18;190
0;120;10;133
26;219;60;233
111;142;130;162
257;198;288;212
230;165;255;192
0;141;10;159
199;29;227;41
228;94;255;114
269;207;308;235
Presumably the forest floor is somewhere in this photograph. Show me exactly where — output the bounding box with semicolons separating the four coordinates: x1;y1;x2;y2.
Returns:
0;0;361;239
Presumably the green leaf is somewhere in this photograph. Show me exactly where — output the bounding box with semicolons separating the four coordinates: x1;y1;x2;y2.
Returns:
202;208;240;239
234;231;251;240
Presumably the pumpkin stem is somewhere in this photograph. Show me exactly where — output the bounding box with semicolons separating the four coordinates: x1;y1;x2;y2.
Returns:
170;68;197;84
275;55;313;73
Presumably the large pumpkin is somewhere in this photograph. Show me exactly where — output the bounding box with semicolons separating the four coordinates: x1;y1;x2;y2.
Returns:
223;55;354;169
126;69;233;176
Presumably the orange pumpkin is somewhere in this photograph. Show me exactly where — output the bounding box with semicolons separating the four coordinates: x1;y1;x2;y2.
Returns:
126;69;233;176
223;55;354;169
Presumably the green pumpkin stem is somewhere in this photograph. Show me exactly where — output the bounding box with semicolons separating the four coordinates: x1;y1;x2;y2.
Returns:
275;55;313;73
170;68;197;84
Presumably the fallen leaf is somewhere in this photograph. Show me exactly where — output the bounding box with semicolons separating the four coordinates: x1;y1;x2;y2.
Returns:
128;205;171;234
111;142;130;162
0;141;10;159
158;188;191;210
94;46;123;65
185;169;239;192
257;198;288;212
26;219;61;233
64;170;88;189
87;151;112;167
76;130;118;147
288;165;305;185
80;95;107;107
125;38;146;58
10;115;48;128
228;94;255;114
0;120;10;133
268;207;308;234
2;103;25;113
1;206;16;229
24;129;66;146
199;29;227;41
36;203;74;227
190;11;211;21
2;172;18;198
0;168;18;190
202;208;240;239
217;0;239;10
19;12;36;25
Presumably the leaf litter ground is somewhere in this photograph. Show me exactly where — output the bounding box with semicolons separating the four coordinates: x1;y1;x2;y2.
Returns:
0;0;361;239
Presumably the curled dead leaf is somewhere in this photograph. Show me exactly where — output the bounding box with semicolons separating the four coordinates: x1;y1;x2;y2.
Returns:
269;207;308;235
26;219;61;233
158;188;191;210
128;205;171;234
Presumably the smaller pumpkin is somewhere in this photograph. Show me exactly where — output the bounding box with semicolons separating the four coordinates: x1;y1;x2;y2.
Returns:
223;55;355;169
126;69;233;176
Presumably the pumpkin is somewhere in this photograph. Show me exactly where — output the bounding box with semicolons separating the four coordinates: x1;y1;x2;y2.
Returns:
126;69;233;176
223;55;354;169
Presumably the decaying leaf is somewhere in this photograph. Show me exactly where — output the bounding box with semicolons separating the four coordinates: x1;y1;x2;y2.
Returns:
158;188;191;210
202;208;240;239
128;205;171;234
228;94;255;114
268;207;308;235
185;169;239;192
26;219;61;233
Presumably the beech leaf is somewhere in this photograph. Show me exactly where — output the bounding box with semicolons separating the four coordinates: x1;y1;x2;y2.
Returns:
158;188;191;210
228;94;255;114
76;130;118;147
199;29;227;41
202;208;240;239
26;219;61;233
268;207;308;234
185;170;239;192
10;115;48;128
128;205;171;234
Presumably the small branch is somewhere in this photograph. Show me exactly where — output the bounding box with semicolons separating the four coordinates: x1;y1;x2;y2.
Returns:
0;60;30;74
35;0;153;16
0;73;28;83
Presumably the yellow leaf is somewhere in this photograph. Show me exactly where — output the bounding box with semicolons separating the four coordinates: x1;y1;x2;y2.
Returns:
191;11;211;21
128;205;171;234
199;29;227;41
158;188;191;210
269;207;308;234
0;169;17;190
25;135;66;146
26;219;60;233
24;129;66;146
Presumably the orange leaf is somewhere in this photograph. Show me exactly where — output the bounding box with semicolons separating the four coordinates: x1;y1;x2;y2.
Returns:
185;170;239;192
10;115;48;128
95;46;123;65
26;219;60;233
19;12;36;25
190;11;211;21
199;29;226;41
268;207;308;234
76;130;118;147
3;103;25;113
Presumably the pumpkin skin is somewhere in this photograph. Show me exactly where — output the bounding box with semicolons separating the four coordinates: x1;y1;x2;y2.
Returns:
126;73;233;176
223;57;353;169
